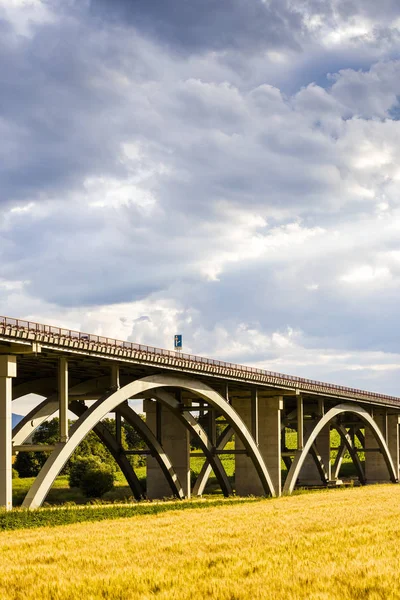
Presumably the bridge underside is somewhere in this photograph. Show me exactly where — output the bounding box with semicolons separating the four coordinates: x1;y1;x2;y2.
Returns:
1;338;400;510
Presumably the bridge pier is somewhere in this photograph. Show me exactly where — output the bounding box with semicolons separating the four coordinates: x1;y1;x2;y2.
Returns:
365;412;390;482
365;411;399;482
144;398;191;499
388;414;400;481
0;355;16;510
233;395;282;496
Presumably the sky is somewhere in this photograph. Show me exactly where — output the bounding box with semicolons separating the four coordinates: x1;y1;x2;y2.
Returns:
2;0;400;414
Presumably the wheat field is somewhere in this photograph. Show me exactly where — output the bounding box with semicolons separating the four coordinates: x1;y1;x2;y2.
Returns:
1;485;400;599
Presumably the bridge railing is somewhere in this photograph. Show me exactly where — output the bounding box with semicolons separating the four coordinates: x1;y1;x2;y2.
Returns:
0;315;398;404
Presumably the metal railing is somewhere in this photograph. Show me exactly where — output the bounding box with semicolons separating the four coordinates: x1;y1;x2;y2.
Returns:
0;315;399;404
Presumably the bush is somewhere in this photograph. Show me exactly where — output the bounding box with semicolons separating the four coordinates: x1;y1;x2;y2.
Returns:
80;464;115;498
14;451;48;478
12;468;18;479
68;456;103;489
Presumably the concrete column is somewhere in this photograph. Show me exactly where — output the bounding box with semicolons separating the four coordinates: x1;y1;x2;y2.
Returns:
234;395;282;496
144;399;190;499
297;395;304;450
388;414;400;481
110;364;120;390
58;357;68;443
298;421;331;485
365;412;390;482
0;355;16;510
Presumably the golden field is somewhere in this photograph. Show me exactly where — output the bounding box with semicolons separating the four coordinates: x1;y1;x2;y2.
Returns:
1;485;400;600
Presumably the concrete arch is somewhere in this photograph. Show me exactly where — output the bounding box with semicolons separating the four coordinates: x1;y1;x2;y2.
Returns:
14;396;185;502
332;442;346;479
152;390;232;497
12;376;112;446
334;423;365;484
283;404;397;494
192;425;234;496
331;425;364;480
23;374;276;508
69;400;144;500
115;403;185;499
13;391;228;499
13;396;59;446
13;397;145;500
12;377;58;401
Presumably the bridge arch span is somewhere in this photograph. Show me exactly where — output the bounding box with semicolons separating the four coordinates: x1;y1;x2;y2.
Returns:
13;386;231;501
22;374;276;508
13;394;186;502
12;376;112;446
283;403;398;494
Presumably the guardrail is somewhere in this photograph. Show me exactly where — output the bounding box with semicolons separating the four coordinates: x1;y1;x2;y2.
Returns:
0;315;399;404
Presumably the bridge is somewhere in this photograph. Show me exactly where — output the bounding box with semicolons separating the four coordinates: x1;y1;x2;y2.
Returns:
0;315;399;510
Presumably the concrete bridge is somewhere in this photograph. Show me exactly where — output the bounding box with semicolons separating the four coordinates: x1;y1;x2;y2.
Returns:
1;315;399;510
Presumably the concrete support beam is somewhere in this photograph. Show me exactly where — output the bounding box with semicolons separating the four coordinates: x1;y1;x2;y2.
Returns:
0;342;41;354
111;365;121;444
251;388;259;446
365;412;390;482
208;407;216;446
318;398;325;417
297;395;304;450
234;395;282;496
298;420;330;485
0;355;16;510
144;398;190;499
13;444;56;453
115;412;122;447
387;414;400;481
58;357;68;443
110;364;120;390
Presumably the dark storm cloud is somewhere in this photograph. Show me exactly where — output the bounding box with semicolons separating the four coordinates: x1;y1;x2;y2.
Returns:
89;0;303;54
0;18;134;206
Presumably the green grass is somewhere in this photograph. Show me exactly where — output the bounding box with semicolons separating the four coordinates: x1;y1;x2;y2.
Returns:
12;471;141;507
0;496;261;532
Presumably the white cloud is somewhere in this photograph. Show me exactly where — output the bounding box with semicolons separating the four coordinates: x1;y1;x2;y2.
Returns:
340;265;392;285
2;0;400;398
0;0;56;37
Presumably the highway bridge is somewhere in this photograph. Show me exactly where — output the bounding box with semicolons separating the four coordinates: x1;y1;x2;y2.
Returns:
0;315;399;510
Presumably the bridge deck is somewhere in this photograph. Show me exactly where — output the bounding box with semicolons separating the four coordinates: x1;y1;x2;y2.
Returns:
1;316;399;408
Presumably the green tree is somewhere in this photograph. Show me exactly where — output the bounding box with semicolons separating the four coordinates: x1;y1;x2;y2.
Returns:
14;413;149;478
68;455;103;488
14;451;45;478
80;463;115;498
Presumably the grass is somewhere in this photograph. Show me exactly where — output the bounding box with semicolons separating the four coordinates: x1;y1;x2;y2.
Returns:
0;497;262;531
12;472;141;506
1;484;400;599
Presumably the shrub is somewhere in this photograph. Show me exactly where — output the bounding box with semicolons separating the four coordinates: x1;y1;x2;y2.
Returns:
14;451;48;478
12;468;18;479
80;464;115;498
68;456;103;489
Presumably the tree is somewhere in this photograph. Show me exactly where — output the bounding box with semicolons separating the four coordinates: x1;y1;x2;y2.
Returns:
15;418;65;478
14;413;149;478
69;456;115;497
14;451;46;478
79;463;115;498
68;455;103;488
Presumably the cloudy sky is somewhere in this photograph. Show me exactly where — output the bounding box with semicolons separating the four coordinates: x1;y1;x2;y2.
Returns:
2;0;400;405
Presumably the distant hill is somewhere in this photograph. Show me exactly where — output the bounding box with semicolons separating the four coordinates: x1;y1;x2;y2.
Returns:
12;414;23;428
